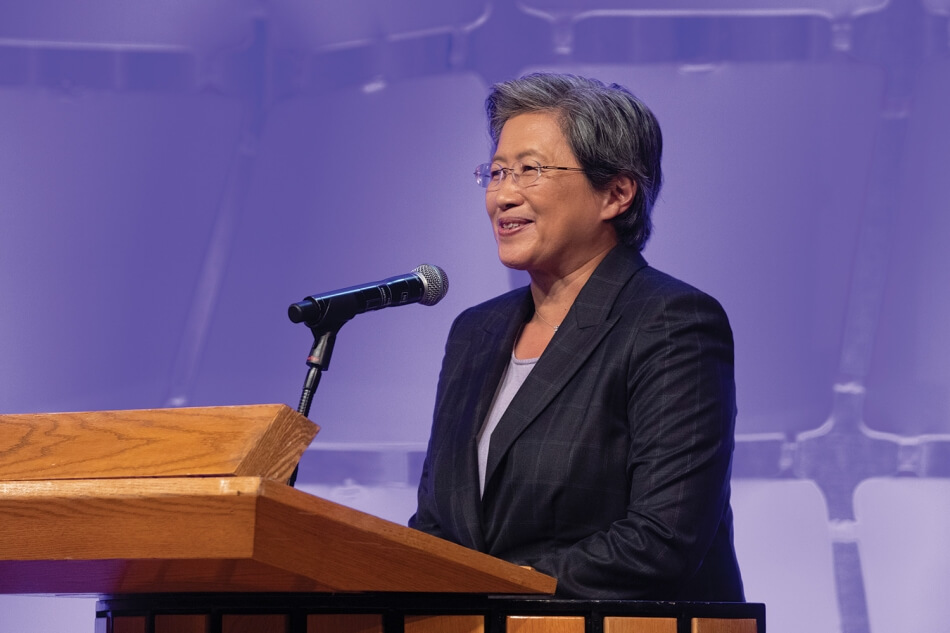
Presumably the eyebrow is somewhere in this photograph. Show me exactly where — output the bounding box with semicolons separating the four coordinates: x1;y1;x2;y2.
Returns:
491;149;546;163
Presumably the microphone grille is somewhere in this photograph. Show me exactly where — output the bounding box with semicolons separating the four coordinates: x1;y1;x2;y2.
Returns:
413;264;449;306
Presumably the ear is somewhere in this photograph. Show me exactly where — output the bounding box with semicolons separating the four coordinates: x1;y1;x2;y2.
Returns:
599;175;637;221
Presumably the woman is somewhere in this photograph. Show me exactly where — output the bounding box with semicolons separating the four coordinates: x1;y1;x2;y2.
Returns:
409;73;744;601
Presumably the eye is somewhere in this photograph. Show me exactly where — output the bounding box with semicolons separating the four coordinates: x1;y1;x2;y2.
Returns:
518;163;540;175
489;164;505;181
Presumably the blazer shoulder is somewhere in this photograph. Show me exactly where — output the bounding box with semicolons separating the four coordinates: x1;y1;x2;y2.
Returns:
621;265;731;322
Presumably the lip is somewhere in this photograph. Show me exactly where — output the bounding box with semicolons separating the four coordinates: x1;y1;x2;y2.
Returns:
496;216;533;237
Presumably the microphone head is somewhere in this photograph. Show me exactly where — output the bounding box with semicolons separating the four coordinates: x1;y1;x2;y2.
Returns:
413;264;449;306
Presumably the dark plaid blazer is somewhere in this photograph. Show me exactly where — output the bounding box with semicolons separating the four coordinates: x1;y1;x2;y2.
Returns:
410;245;744;600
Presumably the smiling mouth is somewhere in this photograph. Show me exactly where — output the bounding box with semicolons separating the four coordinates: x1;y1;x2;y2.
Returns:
498;218;531;231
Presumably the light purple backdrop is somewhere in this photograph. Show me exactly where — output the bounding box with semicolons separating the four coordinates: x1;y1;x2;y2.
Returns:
1;2;948;632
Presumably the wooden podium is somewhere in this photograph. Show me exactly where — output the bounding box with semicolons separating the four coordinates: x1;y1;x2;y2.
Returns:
0;405;764;633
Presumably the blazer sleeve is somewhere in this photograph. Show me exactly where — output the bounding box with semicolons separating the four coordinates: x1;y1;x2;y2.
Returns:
524;288;738;599
407;449;446;539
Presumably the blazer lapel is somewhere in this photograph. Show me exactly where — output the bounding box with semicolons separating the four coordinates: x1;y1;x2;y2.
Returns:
484;247;648;490
467;290;535;438
451;288;533;550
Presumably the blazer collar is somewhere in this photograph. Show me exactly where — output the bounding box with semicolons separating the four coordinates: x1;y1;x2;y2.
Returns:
482;245;649;492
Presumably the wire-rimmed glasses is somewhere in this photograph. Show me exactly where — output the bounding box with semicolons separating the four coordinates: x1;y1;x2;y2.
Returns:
474;160;585;189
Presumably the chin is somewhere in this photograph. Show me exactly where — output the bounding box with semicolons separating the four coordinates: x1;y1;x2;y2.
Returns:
496;251;531;272
500;260;529;272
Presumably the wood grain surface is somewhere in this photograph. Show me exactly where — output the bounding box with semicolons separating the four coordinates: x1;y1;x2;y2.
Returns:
309;614;384;633
507;616;586;633
0;477;556;595
691;618;759;633
254;479;557;593
0;404;317;481
405;614;484;633
604;617;677;633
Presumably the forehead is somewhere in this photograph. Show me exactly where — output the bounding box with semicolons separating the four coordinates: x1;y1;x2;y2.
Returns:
493;111;573;163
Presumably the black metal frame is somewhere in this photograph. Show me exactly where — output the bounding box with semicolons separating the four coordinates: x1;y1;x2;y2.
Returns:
97;593;766;633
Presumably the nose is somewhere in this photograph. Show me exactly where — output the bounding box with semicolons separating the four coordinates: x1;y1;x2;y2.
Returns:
489;171;523;209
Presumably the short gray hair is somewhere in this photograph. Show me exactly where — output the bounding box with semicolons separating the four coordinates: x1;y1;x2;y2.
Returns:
486;73;663;251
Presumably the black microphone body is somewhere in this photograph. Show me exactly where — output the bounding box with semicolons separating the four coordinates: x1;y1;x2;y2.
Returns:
288;264;448;329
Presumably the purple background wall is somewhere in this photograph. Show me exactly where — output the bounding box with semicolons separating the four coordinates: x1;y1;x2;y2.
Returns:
1;2;949;632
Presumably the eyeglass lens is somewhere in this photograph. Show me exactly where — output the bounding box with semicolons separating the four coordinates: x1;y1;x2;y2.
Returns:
475;161;542;189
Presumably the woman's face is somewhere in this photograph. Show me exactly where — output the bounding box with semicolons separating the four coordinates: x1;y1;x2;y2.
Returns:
486;111;624;283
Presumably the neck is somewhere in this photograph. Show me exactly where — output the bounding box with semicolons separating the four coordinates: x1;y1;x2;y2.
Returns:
527;245;613;324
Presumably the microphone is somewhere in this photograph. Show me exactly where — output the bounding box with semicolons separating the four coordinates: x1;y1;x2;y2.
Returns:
288;264;449;328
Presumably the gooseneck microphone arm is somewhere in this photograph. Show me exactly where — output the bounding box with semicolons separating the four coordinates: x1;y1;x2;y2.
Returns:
285;264;449;487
